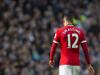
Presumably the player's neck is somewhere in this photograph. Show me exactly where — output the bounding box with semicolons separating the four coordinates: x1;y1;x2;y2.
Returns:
67;24;74;26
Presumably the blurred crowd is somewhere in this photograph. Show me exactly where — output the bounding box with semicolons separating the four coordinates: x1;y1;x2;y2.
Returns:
0;0;100;75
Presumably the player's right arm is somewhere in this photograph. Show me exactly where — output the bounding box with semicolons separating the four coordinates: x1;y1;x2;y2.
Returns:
80;30;95;74
49;29;60;67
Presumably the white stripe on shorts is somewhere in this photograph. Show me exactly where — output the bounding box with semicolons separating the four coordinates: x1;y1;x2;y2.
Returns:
59;65;80;75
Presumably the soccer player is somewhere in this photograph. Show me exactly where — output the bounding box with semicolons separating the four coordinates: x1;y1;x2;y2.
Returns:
49;16;94;75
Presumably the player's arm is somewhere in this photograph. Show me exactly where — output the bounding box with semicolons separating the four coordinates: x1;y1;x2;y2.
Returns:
81;31;95;74
49;29;60;67
81;41;90;65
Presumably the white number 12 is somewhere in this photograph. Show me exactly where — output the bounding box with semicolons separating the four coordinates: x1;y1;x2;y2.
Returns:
67;33;79;48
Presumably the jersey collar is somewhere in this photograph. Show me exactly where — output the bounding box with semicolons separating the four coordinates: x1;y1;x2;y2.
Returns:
67;24;74;26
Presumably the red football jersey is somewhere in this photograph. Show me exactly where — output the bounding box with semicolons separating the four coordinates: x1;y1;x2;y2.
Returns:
50;25;90;65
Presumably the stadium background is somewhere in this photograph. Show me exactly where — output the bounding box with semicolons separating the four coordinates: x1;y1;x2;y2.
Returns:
0;0;100;75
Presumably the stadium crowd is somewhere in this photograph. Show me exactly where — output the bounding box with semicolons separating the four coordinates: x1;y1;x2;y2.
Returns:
0;0;100;75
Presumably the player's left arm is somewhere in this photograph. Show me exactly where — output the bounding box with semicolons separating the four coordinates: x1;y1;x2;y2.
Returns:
81;42;95;74
49;29;60;67
81;42;90;65
80;30;91;64
80;31;95;74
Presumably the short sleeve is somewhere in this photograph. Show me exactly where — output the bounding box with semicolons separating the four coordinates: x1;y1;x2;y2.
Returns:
53;29;60;44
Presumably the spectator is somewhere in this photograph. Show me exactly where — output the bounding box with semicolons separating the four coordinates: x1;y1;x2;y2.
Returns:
0;0;100;75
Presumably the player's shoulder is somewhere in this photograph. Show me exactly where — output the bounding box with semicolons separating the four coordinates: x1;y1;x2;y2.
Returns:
75;27;84;32
75;27;85;35
56;27;63;32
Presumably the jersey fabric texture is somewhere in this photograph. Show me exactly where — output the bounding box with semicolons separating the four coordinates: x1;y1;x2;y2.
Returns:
50;25;90;65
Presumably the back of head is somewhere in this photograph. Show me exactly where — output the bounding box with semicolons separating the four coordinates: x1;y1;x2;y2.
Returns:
63;15;76;27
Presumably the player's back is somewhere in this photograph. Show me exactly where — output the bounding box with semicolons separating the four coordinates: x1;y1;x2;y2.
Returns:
58;25;84;65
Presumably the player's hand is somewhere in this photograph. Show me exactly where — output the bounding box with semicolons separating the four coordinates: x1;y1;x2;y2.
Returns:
87;65;95;75
49;60;55;68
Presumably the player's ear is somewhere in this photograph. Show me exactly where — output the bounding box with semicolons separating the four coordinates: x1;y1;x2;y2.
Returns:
63;16;68;26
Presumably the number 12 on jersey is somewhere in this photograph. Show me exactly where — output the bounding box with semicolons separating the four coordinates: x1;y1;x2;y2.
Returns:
67;33;79;48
